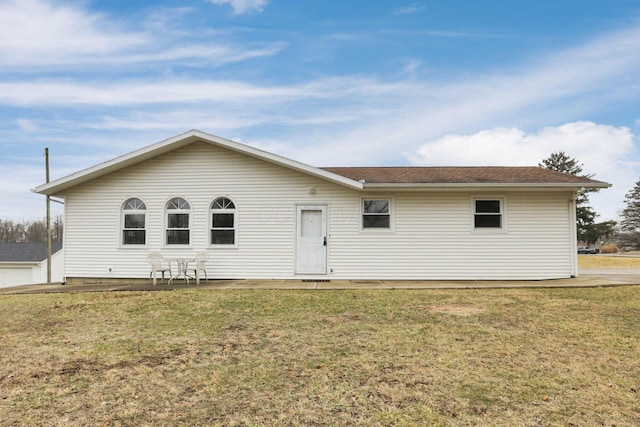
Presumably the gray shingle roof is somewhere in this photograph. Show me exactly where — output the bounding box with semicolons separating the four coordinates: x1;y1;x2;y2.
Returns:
0;243;63;262
322;166;610;186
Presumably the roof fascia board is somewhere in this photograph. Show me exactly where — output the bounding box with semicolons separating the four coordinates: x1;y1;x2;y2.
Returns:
34;130;363;195
0;262;39;266
362;182;612;191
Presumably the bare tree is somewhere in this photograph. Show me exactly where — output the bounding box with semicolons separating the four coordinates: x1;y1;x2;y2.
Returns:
0;216;63;243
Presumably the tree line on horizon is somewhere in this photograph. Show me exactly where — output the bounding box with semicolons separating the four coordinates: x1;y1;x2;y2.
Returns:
0;215;63;243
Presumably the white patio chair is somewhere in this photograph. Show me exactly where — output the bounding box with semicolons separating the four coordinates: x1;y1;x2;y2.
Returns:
147;252;171;285
185;251;209;284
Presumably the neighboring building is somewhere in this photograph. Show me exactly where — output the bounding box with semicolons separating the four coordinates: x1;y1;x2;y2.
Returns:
34;130;610;283
0;242;64;287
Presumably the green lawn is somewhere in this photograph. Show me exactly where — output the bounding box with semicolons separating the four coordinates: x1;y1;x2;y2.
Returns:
1;287;639;426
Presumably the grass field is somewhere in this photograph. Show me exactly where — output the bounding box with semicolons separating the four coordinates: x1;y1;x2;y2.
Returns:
1;286;639;426
579;254;640;269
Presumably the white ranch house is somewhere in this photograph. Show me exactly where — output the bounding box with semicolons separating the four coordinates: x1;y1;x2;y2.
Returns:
35;130;610;283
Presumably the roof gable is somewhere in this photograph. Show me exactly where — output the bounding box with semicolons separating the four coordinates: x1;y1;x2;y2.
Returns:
34;130;363;195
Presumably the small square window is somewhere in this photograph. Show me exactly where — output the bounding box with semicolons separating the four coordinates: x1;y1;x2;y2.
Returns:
363;199;391;229
474;200;502;228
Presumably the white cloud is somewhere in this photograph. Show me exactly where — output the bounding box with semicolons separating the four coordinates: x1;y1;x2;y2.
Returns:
15;118;39;132
408;122;636;221
409;122;631;167
208;0;269;15
288;22;640;167
0;0;146;67
0;0;282;68
0;76;417;107
393;4;426;16
98;42;287;67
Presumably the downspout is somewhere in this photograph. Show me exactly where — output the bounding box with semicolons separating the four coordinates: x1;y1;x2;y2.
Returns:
569;190;581;278
45;148;51;284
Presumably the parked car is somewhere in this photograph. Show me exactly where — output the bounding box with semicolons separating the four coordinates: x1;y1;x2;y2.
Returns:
577;246;599;254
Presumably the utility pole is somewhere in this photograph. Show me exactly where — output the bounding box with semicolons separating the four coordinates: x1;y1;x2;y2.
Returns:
45;148;51;284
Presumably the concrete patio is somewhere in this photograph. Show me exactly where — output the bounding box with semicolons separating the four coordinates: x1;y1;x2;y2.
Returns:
2;270;639;294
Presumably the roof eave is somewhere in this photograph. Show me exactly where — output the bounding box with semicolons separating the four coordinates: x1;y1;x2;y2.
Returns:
0;261;40;265
362;182;612;190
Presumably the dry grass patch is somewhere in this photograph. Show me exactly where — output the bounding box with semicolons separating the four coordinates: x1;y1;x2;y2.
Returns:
1;288;639;426
422;304;484;316
579;254;640;269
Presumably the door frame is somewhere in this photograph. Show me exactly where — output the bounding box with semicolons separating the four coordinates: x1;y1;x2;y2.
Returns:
295;204;328;275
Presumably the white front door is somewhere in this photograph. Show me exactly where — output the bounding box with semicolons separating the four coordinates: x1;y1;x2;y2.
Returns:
296;205;327;274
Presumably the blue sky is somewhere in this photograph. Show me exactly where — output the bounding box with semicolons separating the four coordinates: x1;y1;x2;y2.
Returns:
2;0;640;222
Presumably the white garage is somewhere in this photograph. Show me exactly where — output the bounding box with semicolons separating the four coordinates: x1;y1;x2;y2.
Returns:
0;243;64;288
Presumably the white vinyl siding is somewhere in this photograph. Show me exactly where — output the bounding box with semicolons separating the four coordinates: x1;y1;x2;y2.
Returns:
61;141;576;281
329;192;572;280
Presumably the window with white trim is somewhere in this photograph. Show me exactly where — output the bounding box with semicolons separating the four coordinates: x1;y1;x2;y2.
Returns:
210;197;236;245
363;199;391;229
474;199;502;228
166;197;191;245
122;198;146;245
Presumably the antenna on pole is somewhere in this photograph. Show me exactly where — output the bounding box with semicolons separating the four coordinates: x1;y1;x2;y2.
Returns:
45;148;51;284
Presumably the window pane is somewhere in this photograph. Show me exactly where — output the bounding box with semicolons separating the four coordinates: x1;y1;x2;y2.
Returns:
123;230;145;245
167;230;190;244
475;214;501;228
124;213;145;229
168;197;190;210
476;200;500;213
124;198;146;210
168;213;189;228
213;213;234;228
300;210;322;237
212;197;235;209
211;229;235;245
364;200;389;214
363;215;390;228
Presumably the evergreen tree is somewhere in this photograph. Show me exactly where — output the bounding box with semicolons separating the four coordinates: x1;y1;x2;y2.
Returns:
539;152;601;243
621;179;640;232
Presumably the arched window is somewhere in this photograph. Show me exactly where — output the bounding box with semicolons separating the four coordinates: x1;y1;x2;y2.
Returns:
122;198;147;245
166;197;191;245
210;197;236;245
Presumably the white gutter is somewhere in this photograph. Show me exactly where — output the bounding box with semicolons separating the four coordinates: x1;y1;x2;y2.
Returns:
362;182;611;190
569;196;579;278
